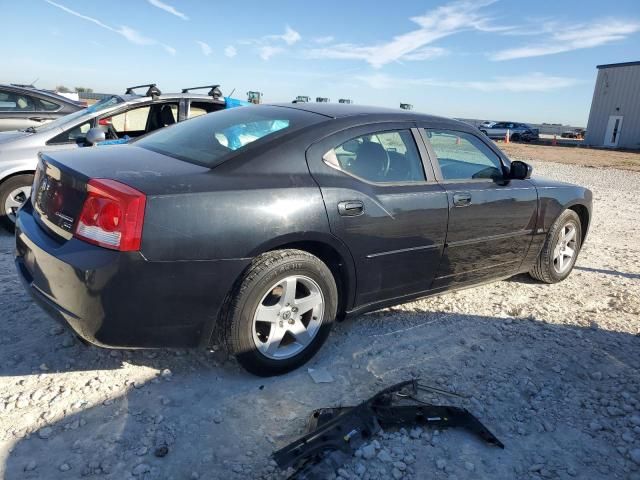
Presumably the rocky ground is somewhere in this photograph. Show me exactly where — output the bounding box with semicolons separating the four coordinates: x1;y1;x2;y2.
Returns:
1;159;639;480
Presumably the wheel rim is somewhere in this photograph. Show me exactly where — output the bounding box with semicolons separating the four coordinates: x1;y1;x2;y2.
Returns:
4;185;31;223
553;223;578;274
252;275;324;360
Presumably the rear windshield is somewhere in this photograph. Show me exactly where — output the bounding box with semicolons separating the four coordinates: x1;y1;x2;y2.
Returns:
135;106;323;168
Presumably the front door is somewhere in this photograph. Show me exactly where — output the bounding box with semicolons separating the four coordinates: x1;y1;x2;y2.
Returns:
307;124;449;307
604;115;623;147
421;128;538;289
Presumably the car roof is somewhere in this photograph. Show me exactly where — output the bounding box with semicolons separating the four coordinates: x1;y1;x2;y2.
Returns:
0;84;83;106
271;102;466;127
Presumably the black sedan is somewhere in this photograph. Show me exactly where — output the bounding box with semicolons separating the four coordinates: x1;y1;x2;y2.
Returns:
15;104;592;376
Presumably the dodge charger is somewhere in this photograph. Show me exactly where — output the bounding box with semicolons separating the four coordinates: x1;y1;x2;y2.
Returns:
14;103;592;376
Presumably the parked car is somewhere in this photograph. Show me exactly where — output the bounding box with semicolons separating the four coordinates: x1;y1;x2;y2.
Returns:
479;120;496;128
15;103;592;376
561;128;585;139
0;84;85;132
479;122;539;142
0;83;236;230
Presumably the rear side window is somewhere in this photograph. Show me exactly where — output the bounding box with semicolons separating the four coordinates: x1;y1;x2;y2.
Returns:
0;90;35;111
136;106;323;168
425;129;503;181
323;130;425;183
37;98;61;111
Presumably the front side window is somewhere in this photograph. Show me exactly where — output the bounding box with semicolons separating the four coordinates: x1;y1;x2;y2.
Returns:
136;106;322;168
425;129;503;181
324;130;425;183
48;121;91;145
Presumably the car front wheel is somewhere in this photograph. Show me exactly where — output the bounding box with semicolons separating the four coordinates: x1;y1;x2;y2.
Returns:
222;249;338;376
0;174;34;232
530;209;582;283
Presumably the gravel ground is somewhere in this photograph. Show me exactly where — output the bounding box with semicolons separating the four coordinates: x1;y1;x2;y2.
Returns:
1;160;639;480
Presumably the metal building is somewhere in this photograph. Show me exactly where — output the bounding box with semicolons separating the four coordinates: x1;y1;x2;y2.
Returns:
584;61;640;149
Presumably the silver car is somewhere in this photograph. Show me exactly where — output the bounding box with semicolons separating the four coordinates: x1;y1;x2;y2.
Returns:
0;84;227;230
478;121;540;142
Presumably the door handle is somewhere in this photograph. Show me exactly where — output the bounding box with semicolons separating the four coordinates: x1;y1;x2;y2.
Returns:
452;192;472;207
29;117;48;122
338;200;364;216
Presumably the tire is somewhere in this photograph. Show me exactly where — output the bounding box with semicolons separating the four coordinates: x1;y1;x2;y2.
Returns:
0;174;34;233
530;209;582;283
221;249;338;376
480;129;488;136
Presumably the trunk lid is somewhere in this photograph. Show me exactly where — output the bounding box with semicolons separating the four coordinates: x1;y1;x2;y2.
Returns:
32;145;209;241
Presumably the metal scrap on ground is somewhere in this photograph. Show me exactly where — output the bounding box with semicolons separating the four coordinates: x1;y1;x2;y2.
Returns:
273;379;503;479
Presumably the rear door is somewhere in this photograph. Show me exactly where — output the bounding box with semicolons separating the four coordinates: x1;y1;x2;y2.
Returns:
420;128;538;288
307;123;449;307
0;88;44;131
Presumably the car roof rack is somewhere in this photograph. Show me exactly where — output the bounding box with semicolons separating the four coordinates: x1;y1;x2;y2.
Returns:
125;84;162;98
181;85;223;99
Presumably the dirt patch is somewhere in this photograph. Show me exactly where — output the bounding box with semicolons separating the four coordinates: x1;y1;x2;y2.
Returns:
499;142;640;172
0;161;639;479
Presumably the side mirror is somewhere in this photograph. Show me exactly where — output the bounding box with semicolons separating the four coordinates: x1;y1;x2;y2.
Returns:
510;160;532;180
85;127;106;146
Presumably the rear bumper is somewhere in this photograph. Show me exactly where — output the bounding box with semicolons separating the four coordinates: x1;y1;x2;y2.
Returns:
15;203;250;348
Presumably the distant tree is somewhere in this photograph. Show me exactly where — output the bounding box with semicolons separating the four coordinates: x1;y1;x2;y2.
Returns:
55;85;72;93
74;87;93;93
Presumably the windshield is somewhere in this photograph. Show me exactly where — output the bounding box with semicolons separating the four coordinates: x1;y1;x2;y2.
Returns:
30;96;124;132
135;106;324;168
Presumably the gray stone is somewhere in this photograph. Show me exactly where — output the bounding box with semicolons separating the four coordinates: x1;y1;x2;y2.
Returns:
361;444;376;460
630;449;640;465
377;450;393;463
132;463;151;476
38;427;53;439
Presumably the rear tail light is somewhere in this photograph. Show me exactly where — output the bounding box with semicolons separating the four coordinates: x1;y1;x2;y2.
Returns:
74;179;146;251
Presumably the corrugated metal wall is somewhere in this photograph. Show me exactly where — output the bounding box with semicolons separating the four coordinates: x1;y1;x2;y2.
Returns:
584;64;640;149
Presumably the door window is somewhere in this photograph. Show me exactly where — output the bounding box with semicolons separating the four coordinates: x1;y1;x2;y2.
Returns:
425;129;503;181
324;130;425;183
188;101;223;119
47;121;91;144
107;106;152;134
0;90;35;111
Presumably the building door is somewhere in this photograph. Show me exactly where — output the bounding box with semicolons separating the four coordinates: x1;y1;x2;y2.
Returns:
604;115;623;147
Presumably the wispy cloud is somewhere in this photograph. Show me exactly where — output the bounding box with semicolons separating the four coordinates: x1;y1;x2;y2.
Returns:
259;46;284;61
313;36;334;44
239;26;301;60
307;0;511;67
147;0;188;20
196;40;212;56
224;45;237;58
265;26;301;45
44;0;175;54
356;72;579;92
491;19;640;60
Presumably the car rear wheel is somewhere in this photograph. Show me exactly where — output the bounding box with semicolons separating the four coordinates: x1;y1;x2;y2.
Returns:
222;249;338;376
530;209;582;283
0;174;34;232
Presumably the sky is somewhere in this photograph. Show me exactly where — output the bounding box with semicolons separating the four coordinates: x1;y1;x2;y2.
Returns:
1;0;639;126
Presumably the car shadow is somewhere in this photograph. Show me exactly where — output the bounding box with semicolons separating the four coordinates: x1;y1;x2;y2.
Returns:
2;307;639;479
574;265;640;280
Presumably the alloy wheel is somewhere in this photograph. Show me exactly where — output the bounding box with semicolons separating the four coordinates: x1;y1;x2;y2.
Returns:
252;275;324;360
553;223;577;274
3;185;31;224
